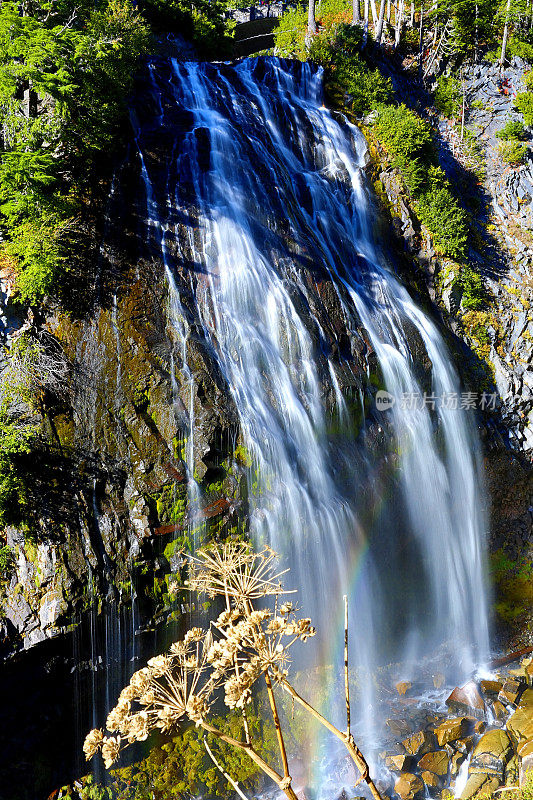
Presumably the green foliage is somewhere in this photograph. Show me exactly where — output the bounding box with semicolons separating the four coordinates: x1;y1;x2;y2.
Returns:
455;265;485;310
373;107;469;258
138;0;232;55
0;411;36;527
434;76;462;118
515;91;533;127
496;120;528;140
0;0;231;306
433;0;494;57
498;139;528;165
273;0;351;59
372;104;434;193
95;704;281;800
0;544;14;583
417;168;469;258
505;33;533;62
273;4;308;58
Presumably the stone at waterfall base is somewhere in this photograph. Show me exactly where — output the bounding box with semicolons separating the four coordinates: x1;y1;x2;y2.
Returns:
499;678;524;707
385;754;416;772
519;739;533;785
469;729;513;776
396;681;412;696
421;770;441;789
459;773;501;800
507;689;533;745
394;772;424;800
446;682;485;717
434;717;469;746
418;750;450;777
401;730;435;757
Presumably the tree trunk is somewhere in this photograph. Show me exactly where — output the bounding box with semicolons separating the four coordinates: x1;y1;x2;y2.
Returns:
375;0;387;42
394;0;404;47
418;2;424;82
308;0;317;34
500;0;512;68
363;0;369;44
353;0;361;24
369;0;379;26
409;0;415;26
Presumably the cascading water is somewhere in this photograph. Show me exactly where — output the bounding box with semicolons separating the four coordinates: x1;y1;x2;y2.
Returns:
133;55;490;771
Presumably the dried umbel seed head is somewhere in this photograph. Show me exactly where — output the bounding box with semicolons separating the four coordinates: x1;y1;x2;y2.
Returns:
83;728;103;761
130;667;151;695
147;655;170;677
126;711;150;743
101;736;121;769
187;542;291;605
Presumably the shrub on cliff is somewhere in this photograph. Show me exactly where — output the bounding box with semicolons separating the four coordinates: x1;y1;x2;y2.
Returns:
372;108;468;258
372;104;434;193
0;0;151;304
498;139;528;165
434;76;462;119
417;169;469;259
515;91;533;127
496;120;528;141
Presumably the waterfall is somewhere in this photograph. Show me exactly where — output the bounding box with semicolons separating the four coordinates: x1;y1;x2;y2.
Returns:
132;56;490;756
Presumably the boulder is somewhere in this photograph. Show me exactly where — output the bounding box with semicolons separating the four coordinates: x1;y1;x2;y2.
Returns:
507;689;533;745
394;773;424;800
418;750;450;777
446;682;486;716
492;700;507;721
480;680;503;697
469;729;513;777
499;678;524;707
401;730;435;757
385;754;416;772
396;681;412;696
421;770;440;788
459;773;501;800
435;717;468;746
433;673;445;689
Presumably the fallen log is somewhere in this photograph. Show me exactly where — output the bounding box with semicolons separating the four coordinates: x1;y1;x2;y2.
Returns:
488;647;533;669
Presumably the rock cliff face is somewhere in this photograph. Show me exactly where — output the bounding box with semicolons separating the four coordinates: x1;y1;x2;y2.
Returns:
0;70;375;657
0;165;245;656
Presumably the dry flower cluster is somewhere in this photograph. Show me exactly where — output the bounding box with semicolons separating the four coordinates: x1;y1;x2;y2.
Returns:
84;542;382;800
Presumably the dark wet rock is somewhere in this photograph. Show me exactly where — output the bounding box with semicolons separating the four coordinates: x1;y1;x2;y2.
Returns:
499;678;525;707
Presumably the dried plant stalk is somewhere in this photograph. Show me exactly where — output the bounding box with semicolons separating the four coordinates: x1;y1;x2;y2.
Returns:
84;542;381;800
